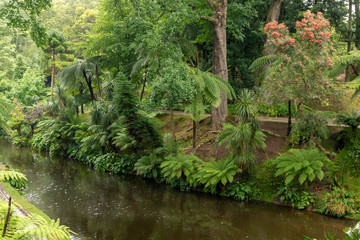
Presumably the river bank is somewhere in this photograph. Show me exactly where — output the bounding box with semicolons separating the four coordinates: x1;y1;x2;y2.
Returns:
0;139;357;239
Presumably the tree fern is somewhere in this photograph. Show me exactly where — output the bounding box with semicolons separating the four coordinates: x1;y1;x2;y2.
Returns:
328;51;360;78
160;154;201;180
134;154;161;178
195;158;241;190
272;149;329;185
0;171;27;182
248;54;277;72
10;214;74;240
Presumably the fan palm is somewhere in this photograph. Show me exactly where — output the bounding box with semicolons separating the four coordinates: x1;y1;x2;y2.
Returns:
217;122;266;170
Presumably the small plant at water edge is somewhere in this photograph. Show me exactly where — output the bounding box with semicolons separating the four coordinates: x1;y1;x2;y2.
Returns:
319;188;355;217
224;181;259;201
134;153;162;179
276;185;314;209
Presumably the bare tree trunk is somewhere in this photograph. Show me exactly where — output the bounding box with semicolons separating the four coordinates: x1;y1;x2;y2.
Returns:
2;197;12;237
346;0;354;81
96;64;102;98
266;0;283;23
287;99;292;136
50;50;56;96
264;0;283;55
170;109;176;141
140;64;148;102
207;0;229;130
355;0;360;49
192;120;197;152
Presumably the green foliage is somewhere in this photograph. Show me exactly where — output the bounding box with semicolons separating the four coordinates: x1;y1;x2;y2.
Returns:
8;213;74;240
224;181;258;201
248;54;277;72
258;103;296;117
186;67;235;122
319;188;355;217
272;149;329;185
335;112;360;150
330;148;360;181
217;122;266;170
93;153;136;174
276;185;314;209
135;154;162;179
113;73;162;153
7;69;47;106
0;0;51;46
290;111;330;148
160;154;201;180
235;89;259;129
195;158;241;192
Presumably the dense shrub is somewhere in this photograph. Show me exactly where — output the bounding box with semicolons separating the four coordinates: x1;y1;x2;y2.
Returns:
276;185;314;209
319;188;355;217
224;181;259;201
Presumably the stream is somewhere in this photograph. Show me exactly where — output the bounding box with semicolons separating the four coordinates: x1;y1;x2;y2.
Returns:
0;140;357;240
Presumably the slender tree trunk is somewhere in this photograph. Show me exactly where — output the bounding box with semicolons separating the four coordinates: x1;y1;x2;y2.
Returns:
170;109;176;141
192;120;197;152
346;0;354;81
81;104;84;114
2;197;12;237
140;64;148;102
96;64;102;98
287;99;292;136
207;0;228;130
355;0;360;49
50;50;56;96
83;70;95;102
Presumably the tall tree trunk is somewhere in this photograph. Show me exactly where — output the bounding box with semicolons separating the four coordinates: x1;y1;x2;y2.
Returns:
50;50;56;96
346;0;354;82
264;0;283;55
170;109;176;141
96;64;102;98
355;0;360;49
2;197;12;237
266;0;283;23
83;70;95;102
192;120;197;152
140;64;148;102
207;0;228;130
287;99;292;136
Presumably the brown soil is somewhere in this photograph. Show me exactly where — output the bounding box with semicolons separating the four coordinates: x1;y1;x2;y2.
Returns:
157;114;289;162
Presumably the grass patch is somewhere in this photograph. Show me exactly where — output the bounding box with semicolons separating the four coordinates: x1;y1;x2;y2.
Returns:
1;182;51;221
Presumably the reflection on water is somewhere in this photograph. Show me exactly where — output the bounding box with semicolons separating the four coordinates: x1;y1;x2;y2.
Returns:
0;140;356;240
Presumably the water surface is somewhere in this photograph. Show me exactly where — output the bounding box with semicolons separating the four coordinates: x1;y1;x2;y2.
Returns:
0;140;357;240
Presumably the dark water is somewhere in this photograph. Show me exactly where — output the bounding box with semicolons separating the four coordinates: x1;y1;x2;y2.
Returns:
0;140;357;240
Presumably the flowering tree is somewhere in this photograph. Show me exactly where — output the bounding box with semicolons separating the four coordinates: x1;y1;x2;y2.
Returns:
255;11;336;106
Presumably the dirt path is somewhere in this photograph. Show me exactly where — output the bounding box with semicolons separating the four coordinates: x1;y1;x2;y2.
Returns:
162;110;342;127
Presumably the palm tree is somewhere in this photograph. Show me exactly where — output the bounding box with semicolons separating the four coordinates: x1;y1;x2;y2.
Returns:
217;122;266;171
235;89;260;130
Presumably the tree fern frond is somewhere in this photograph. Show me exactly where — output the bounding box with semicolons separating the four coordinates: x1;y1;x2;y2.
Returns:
249;54;277;72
